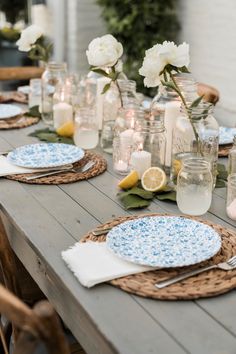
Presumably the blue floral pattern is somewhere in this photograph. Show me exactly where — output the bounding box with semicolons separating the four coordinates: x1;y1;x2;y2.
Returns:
219;127;236;145
8;143;84;168
106;216;221;267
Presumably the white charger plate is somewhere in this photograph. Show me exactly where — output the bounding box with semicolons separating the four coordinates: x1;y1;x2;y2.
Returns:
7;143;84;169
106;216;221;267
0;104;22;120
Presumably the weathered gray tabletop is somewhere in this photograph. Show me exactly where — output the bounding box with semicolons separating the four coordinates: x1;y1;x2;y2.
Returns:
0;121;236;354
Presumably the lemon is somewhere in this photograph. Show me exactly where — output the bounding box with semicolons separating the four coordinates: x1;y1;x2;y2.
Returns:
173;159;182;176
118;170;139;189
56;121;74;137
141;167;167;192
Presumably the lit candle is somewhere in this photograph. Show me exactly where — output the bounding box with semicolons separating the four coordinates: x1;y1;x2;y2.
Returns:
164;101;181;167
53;102;73;129
114;160;128;174
130;150;151;179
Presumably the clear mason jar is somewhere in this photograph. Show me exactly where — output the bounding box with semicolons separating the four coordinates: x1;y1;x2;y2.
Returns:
130;119;166;178
177;157;213;216
41;62;67;125
228;136;236;175
74;108;99;149
101;79;139;154
113;136;132;175
171;102;219;186
226;174;236;220
29;79;42;108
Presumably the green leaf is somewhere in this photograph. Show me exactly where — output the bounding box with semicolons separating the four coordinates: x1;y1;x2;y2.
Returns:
102;83;111;94
180;66;190;73
118;187;154;200
217;163;226;172
29;128;53;137
59;137;74;144
156;191;176;202
25;105;41;118
37;133;59;142
120;194;151;209
215;179;226;188
190;95;204;108
91;67;110;78
217;163;228;181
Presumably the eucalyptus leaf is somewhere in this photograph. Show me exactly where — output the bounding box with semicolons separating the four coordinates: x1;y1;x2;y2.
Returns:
28;128;74;145
37;133;58;142
29;128;52;137
120;194;151;209
156;191;176;202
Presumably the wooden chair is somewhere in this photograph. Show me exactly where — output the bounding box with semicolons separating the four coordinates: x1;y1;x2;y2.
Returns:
0;284;70;354
0;67;44;81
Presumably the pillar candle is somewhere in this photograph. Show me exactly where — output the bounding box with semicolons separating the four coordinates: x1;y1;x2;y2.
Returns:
164;101;181;167
130;150;151;179
96;77;110;130
53;102;73;129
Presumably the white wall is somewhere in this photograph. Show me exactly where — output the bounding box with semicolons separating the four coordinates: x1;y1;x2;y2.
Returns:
178;0;236;126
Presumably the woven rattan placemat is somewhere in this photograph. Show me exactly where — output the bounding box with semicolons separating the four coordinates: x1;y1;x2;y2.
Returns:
0;115;39;130
218;144;232;157
81;213;236;300
6;151;107;185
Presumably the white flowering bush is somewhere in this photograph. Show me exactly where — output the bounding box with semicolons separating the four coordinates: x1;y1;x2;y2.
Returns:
16;25;52;63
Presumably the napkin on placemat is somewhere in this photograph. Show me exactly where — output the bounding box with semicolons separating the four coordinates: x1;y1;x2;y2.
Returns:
0;156;72;176
62;241;154;288
0;156;41;176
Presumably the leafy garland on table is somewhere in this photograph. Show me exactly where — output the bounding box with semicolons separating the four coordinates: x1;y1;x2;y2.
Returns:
118;163;228;209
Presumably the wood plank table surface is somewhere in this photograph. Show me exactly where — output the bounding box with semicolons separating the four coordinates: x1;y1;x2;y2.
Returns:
0;117;236;354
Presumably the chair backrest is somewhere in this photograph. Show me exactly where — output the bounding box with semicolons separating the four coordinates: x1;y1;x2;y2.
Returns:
0;67;44;81
0;284;70;354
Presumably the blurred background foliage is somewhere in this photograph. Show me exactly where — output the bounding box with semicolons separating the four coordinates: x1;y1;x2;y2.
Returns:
0;0;28;25
96;0;180;96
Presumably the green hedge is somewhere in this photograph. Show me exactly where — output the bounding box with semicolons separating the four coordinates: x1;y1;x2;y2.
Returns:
97;0;180;96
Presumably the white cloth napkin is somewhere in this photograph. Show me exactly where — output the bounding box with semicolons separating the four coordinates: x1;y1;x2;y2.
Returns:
0;156;71;176
61;241;154;288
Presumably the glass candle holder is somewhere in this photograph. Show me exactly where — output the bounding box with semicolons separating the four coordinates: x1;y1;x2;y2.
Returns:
226;174;236;220
74;108;99;149
29;79;42;108
176;157;213;216
113;136;132;175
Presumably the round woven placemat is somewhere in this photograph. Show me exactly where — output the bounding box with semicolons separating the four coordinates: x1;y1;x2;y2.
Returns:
81;213;236;300
0;115;39;130
6;151;107;185
218;144;232;157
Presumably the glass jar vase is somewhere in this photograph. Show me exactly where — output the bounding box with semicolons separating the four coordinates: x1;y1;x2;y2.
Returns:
130;119;166;178
171;102;219;186
176;157;213;216
41;62;67;125
226;174;236;220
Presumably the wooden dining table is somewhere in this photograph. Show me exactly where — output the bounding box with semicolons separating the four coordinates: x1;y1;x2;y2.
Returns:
0;114;236;354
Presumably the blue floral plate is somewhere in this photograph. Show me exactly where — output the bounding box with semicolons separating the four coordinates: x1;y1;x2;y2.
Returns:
106;216;221;267
219;126;236;145
8;143;84;168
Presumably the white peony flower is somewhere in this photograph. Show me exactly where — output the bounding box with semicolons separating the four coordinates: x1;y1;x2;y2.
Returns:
86;34;123;68
16;25;44;52
139;41;190;87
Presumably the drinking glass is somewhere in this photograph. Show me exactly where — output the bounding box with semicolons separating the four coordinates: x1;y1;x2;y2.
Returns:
176;157;213;215
29;79;42;108
74;108;99;149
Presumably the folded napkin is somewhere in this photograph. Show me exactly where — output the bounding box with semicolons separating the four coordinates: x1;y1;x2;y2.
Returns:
0;156;71;176
62;241;154;288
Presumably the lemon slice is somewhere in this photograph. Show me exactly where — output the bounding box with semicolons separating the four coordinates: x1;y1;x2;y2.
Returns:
173;159;182;175
141;167;167;192
118;170;139;189
56;121;74;137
